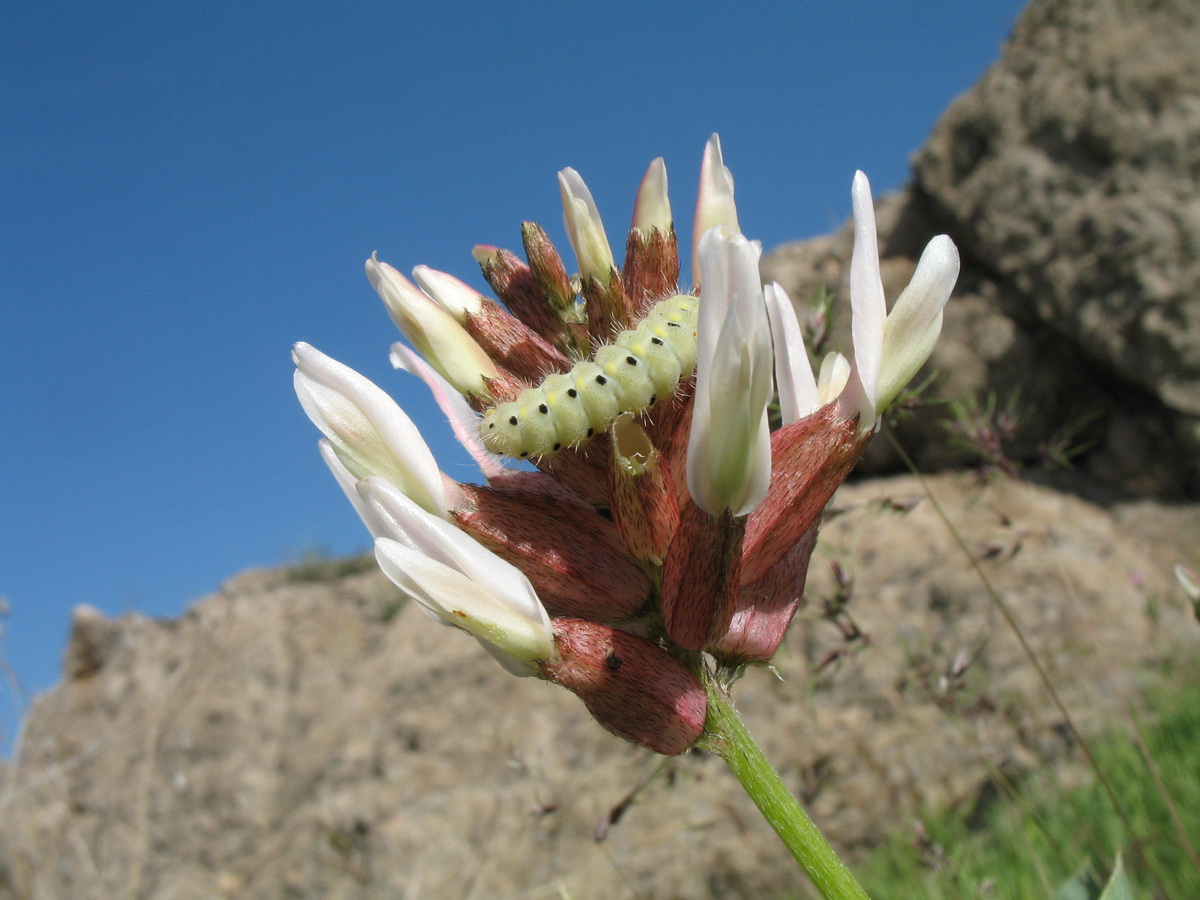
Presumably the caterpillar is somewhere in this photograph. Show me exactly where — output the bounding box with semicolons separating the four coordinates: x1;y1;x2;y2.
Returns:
480;294;699;458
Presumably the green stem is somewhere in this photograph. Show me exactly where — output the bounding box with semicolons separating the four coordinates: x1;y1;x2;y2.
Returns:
702;670;871;900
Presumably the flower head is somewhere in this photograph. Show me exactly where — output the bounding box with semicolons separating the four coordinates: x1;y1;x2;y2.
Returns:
294;136;958;751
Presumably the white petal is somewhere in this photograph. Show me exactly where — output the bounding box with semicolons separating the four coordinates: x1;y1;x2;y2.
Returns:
817;352;851;406
632;157;672;233
765;282;820;423
692;134;740;283
411;265;485;319
558;168;614;282
687;226;773;516
374;538;554;672
292;343;446;516
849;171;885;418
316;438;387;537
357;478;550;632
876;235;960;411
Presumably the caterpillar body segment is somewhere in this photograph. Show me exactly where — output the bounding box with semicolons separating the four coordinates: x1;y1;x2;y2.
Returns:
480;294;699;458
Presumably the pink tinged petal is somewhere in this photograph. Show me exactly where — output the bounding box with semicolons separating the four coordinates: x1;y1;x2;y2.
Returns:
365;254;496;397
374;537;554;676
632;157;672;234
692;134;740;283
540;618;706;755
687;227;773;517
764;282;820;424
558;167;615;283
411;265;484;320
875;235;960;412
389;342;505;482
292;342;445;517
848;171;886;421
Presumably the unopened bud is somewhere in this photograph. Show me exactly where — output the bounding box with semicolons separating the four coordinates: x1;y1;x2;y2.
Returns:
558;167;632;333
558;167;616;284
541;618;706;755
366;255;497;397
473;244;567;347
632;157;672;235
521;222;581;321
624;158;680;315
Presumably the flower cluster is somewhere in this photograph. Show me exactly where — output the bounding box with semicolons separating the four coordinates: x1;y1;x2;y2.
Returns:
293;136;959;755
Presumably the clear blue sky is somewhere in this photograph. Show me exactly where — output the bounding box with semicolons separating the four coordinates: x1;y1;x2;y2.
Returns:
0;1;1026;749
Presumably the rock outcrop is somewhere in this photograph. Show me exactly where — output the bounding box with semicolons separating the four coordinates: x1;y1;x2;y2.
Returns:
764;0;1200;497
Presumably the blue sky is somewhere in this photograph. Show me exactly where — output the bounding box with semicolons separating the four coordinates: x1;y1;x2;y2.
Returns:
0;1;1026;749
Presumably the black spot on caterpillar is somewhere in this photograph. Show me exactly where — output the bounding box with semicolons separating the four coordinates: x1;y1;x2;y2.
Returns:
480;294;699;458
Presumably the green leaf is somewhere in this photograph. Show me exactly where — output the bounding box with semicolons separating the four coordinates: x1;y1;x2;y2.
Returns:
1052;855;1133;900
1052;866;1100;900
1097;854;1132;900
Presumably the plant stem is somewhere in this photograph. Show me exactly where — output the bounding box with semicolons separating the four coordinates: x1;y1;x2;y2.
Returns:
702;670;871;900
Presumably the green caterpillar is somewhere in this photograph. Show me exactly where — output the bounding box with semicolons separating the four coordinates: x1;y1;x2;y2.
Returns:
480;294;699;458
